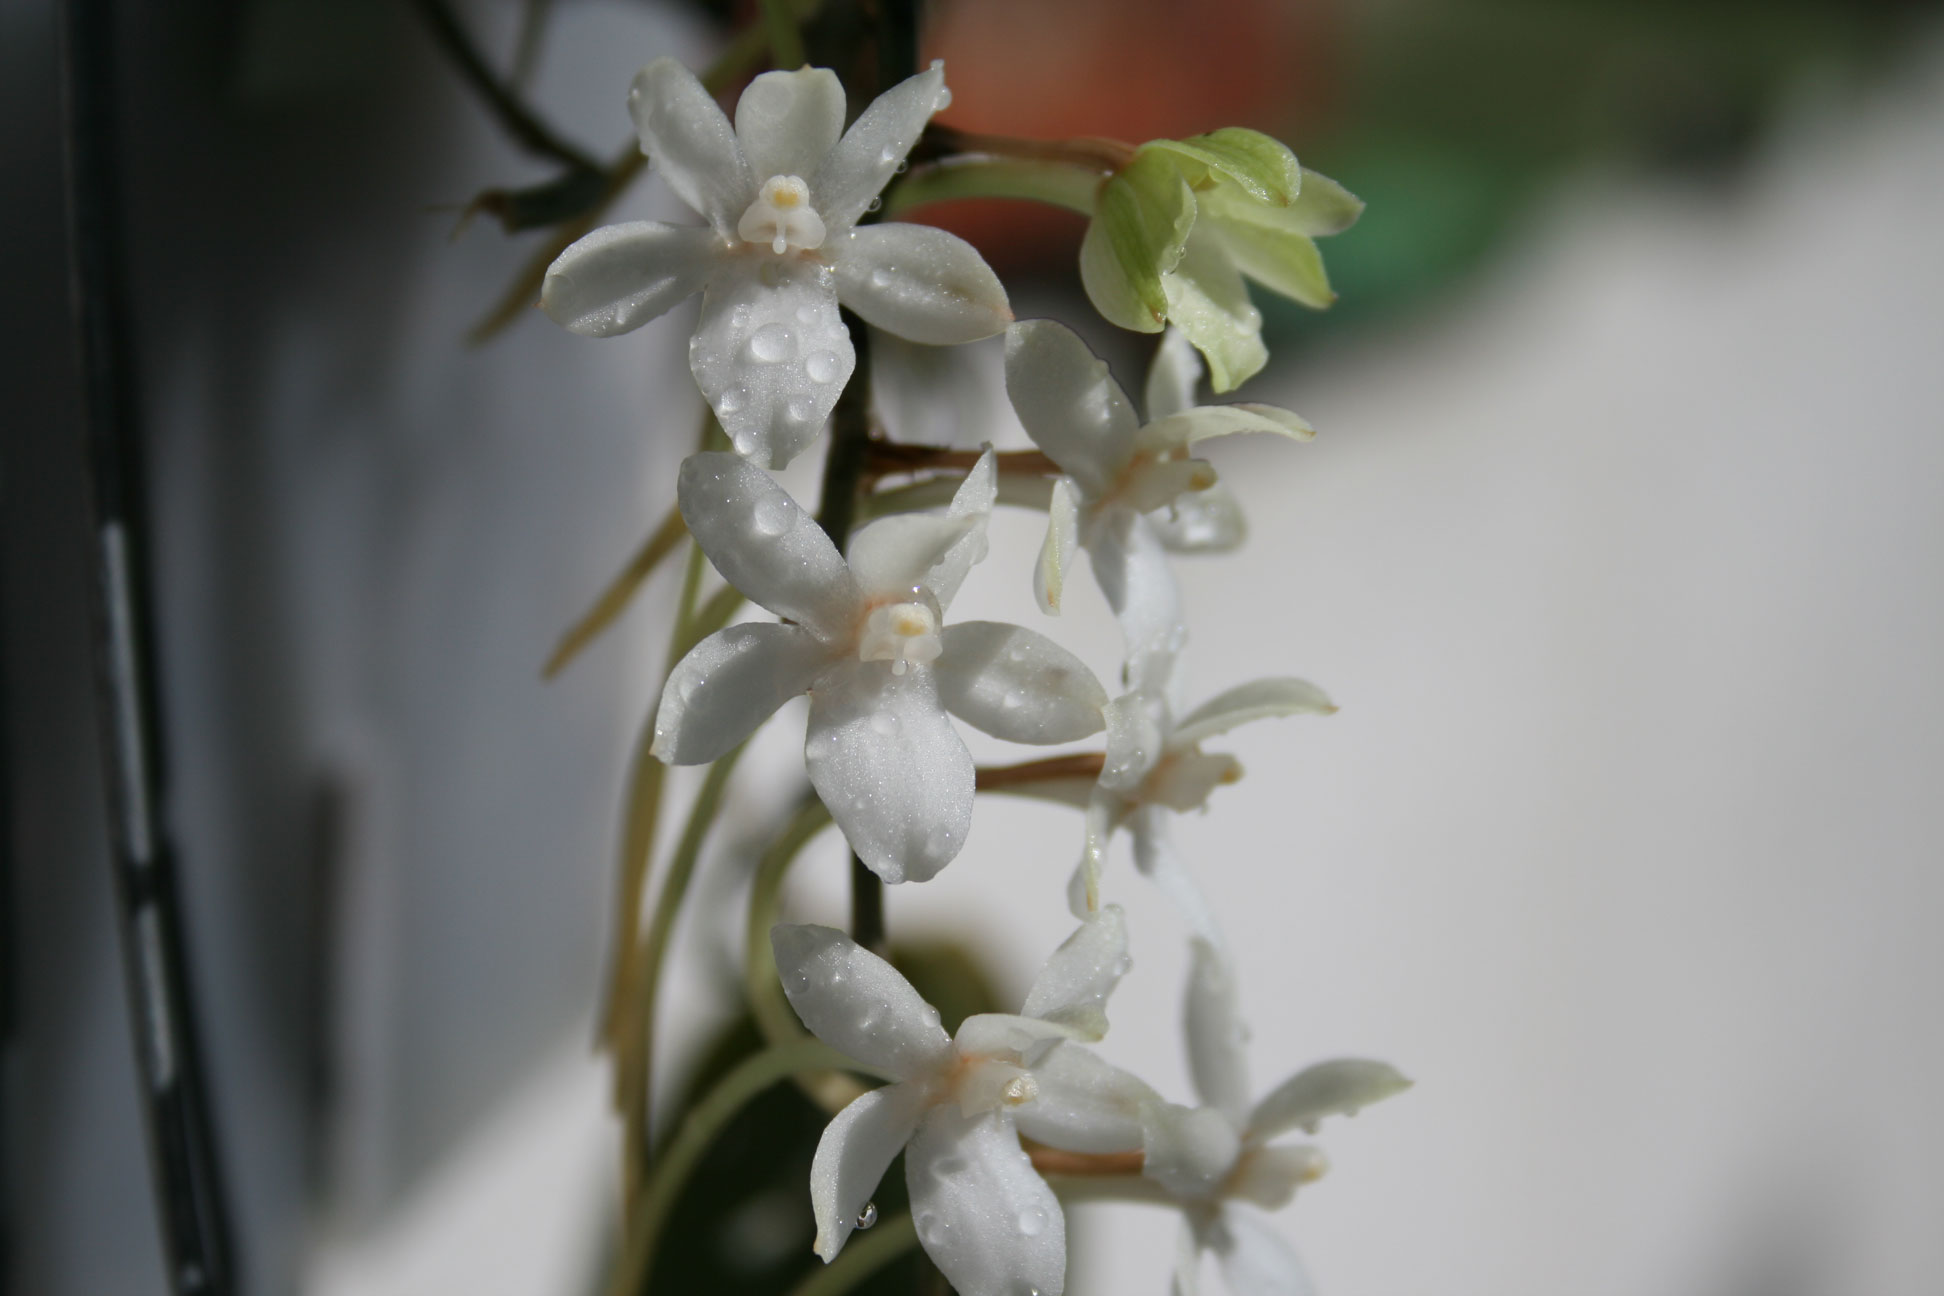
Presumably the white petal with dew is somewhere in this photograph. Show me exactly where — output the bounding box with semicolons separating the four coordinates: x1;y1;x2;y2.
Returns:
1013;1042;1159;1155
771;924;954;1080
847;513;978;598
735;67;845;183
1150;484;1246;553
814;62;947;234
651;623;831;765
1161;229;1269;394
1228;1144;1328;1212
1100;689;1166;793
540;222;718;337
1246;1059;1413;1145
935;622;1107;745
811;1081;928;1260
1003;320;1140;493
1036;477;1081;614
1130;810;1225;948
1144;326;1204;422
676;453;858;640
1142;1103;1242;1201
1021;906;1130;1041
1088;511;1186;687
925;449;997;609
1171;677;1336;748
629;57;754;233
690;255;852;468
805;662;973;884
1184;938;1251;1126
1210;1204;1315;1296
836;223;1013;345
905;1106;1067;1296
1137;404;1314;462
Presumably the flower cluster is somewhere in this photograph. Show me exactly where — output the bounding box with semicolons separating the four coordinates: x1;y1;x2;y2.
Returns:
541;49;1406;1296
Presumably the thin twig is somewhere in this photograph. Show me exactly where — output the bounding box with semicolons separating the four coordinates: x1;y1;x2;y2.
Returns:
412;0;596;170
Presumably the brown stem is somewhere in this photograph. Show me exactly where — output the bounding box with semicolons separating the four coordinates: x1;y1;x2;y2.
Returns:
860;441;1061;481
975;751;1106;791
1026;1145;1145;1177
921;123;1136;173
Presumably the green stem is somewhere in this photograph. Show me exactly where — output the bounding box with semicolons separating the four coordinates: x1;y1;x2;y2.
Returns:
884;155;1104;220
745;797;835;1046
758;0;806;70
542;504;686;678
608;1038;858;1296
784;1212;920;1296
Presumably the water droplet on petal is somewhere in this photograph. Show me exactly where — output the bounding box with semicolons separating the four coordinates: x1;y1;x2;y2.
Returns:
732;431;758;457
869;710;899;737
934;88;953;111
786;396;816;423
752;495;791;537
1016;1208;1046;1237
855;1202;878;1229
865;196;882;213
717;388;744;414
869;267;894;290
806;351;841;384
796;304;819;324
747;322;793;363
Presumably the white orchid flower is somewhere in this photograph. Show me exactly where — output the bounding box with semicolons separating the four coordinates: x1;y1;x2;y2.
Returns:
1074;942;1409;1296
1003;319;1312;678
542;58;1014;468
1057;650;1334;936
653;450;1107;883
774;908;1160;1296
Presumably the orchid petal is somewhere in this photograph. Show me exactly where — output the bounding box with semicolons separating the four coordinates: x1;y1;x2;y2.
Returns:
1088;511;1186;685
1100;689;1167;792
1184;939;1251;1126
1123;458;1219;515
1171;678;1336;748
1036;477;1081;614
1286;168;1364;236
953;1012;1080;1063
1229;1144;1328;1212
847;513;979;599
1142;1103;1242;1200
1014;1042;1159;1155
539;222;718;337
925;448;997;610
1021;906;1130;1041
1066;793;1122;920
1079;211;1164;333
1246;1060;1413;1145
1138;404;1314;462
1173;1215;1205;1296
1144;751;1244;814
836;223;1013;345
735;67;845;183
1211;1204;1315;1296
690;256;851;468
906;1107;1067;1296
805;662;973;883
651;623;831;764
1151;484;1246;552
1161;229;1269;394
628;57;754;234
1003;320;1140;493
771;924;954;1079
815;62;947;233
1130;810;1224;947
811;1081;927;1260
935;622;1106;745
1144;327;1204;422
677;453;858;640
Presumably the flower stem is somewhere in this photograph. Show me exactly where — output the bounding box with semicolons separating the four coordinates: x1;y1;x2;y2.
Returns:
923;124;1137;173
607;1038;858;1296
885;153;1108;220
783;1212;919;1296
541;504;686;678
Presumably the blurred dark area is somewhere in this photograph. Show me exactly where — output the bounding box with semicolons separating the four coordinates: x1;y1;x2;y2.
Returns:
3;0;1939;1292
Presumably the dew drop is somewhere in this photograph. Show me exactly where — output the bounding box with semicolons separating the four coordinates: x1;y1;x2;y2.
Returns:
869;267;894;289
869;710;899;737
1015;1207;1046;1237
747;322;794;363
717;388;744;414
934;88;953;111
865;196;883;213
915;1212;941;1245
806;351;841;384
786;396;816;423
796;304;819;324
1000;692;1023;711
855;1201;878;1229
732;431;758;457
926;824;954;856
893;159;908;175
752;495;791;537
878;145;900;166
